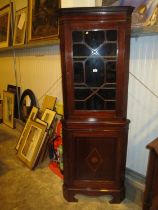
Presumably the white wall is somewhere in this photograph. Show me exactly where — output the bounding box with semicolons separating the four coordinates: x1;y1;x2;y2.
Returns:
127;36;158;175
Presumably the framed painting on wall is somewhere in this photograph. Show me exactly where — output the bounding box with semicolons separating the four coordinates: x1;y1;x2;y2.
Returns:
3;91;15;128
13;7;27;46
28;0;60;42
0;5;11;48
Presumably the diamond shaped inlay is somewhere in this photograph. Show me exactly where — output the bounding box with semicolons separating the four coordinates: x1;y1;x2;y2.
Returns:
86;148;103;172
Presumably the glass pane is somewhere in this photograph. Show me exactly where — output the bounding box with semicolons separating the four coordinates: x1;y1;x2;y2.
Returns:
74;63;84;83
106;62;116;83
84;31;105;48
75;101;85;110
98;89;116;100
105;83;116;88
106;101;116;110
72;31;83;42
87;95;104;110
106;30;117;41
72;30;118;111
85;58;104;87
98;43;117;56
73;44;91;56
75;89;92;100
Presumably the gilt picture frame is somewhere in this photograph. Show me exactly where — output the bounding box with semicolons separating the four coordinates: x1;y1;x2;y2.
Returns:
0;5;11;48
3;91;15;128
15;106;39;151
17;120;47;169
13;7;27;46
41;108;56;129
28;0;60;42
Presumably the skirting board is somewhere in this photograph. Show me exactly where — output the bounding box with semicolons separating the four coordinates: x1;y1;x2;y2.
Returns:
125;168;145;206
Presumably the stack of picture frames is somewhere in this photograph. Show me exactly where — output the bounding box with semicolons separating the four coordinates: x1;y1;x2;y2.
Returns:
0;0;60;48
16;95;59;169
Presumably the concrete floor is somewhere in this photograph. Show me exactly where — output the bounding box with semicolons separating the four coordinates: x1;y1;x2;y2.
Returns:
0;123;142;210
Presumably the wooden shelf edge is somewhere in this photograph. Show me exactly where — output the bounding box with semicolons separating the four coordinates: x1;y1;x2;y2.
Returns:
0;38;60;53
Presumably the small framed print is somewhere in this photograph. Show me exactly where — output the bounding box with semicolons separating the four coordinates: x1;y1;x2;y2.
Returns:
13;7;27;46
3;91;15;128
28;0;60;42
7;85;21;118
0;5;11;48
15;106;39;151
17;120;47;169
41;109;56;129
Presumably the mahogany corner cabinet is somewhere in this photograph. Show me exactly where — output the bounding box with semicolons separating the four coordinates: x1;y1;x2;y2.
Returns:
59;6;133;203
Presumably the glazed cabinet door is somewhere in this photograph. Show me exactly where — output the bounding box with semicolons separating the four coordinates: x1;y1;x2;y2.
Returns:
60;20;131;120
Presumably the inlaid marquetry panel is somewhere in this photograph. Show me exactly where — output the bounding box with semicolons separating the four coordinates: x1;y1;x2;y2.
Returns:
75;136;117;180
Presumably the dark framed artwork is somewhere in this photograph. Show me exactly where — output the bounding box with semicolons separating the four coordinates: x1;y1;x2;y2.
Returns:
0;5;11;48
7;85;21;119
3;91;15;128
28;0;60;42
13;7;27;46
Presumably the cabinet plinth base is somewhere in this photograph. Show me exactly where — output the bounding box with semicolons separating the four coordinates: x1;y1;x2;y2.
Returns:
63;184;125;204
